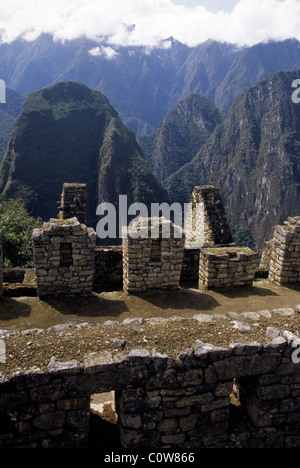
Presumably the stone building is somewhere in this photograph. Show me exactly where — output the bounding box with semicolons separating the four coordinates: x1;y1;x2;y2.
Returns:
122;217;185;294
268;216;300;285
33;218;96;297
184;186;234;247
199;247;259;290
57;183;87;225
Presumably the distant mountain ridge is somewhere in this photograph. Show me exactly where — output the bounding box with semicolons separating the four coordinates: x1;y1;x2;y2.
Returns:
2;35;300;137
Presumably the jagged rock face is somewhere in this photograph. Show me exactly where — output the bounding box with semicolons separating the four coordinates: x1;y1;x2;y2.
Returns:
139;94;222;181
0;81;168;230
165;70;300;250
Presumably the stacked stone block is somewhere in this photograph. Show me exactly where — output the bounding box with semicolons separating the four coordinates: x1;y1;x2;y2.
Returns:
184;186;234;247
259;240;274;272
199;247;258;290
268;216;300;285
2;335;300;448
122;218;185;294
58;183;87;225
33;218;96;296
117;346;234;449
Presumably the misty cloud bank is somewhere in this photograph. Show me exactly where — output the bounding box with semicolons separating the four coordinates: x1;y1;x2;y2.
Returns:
0;0;299;48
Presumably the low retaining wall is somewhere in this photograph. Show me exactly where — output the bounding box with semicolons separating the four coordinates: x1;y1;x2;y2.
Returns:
1;333;300;448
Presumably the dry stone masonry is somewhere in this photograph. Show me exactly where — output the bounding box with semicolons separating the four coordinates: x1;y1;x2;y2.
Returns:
268;216;300;285
199;247;259;290
1;312;300;448
33;218;96;296
122;217;185;294
259;240;274;272
184;186;234;247
58;183;87;225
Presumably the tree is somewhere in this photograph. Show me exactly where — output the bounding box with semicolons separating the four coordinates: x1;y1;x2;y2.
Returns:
0;199;42;267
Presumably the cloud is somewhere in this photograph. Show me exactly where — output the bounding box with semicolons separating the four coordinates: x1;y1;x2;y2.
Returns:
89;46;119;59
0;0;300;48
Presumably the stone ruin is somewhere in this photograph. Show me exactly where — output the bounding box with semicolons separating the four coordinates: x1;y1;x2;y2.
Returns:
185;186;258;290
57;183;87;225
122;217;185;294
199;247;259;290
268;216;300;285
27;182;300;298
184;186;234;247
33;218;96;297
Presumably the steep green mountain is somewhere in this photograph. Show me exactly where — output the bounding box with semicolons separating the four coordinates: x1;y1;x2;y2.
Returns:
165;69;300;250
2;35;300;137
0;89;25;160
139;93;222;181
0;110;15;162
0;81;168;233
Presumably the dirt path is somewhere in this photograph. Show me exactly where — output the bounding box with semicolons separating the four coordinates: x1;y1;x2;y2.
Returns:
0;280;299;332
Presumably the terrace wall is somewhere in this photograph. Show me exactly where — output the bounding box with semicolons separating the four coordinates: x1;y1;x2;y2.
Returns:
1;336;300;448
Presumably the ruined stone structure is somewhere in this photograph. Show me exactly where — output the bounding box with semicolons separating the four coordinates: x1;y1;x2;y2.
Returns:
268;216;300;285
199;247;259;290
58;184;87;225
122;218;185;294
1;326;300;448
33;218;96;296
260;240;274;272
184;186;234;247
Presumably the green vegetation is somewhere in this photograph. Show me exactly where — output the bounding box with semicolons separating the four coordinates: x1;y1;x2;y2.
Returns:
139;94;222;181
0;89;25;162
165;69;300;250
0;199;42;267
0;81;168;232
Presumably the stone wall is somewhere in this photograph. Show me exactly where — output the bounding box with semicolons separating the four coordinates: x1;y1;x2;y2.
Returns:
122;218;185;294
184;186;234;247
92;245;201;292
93;246;123;292
199;247;259;290
58;184;87;225
259;240;273;272
269;217;300;285
1;332;300;448
33;218;96;296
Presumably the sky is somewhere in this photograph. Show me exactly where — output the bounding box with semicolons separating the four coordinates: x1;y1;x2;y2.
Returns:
0;0;299;48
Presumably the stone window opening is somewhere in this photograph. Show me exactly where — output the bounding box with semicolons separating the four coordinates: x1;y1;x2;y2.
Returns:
60;243;73;267
149;239;162;263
